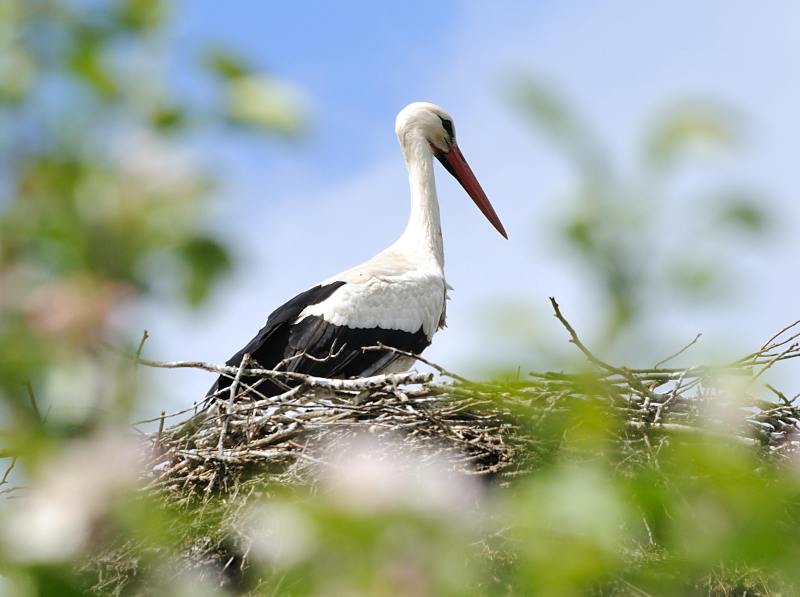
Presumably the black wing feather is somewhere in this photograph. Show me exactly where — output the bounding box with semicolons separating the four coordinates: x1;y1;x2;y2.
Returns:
283;316;429;378
206;281;430;400
207;281;345;398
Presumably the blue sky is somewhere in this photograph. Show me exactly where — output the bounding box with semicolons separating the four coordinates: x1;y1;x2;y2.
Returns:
171;1;461;180
142;1;800;411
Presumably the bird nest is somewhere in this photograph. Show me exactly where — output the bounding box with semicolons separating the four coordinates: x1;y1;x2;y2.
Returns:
139;299;800;500
89;299;800;592
143;370;526;497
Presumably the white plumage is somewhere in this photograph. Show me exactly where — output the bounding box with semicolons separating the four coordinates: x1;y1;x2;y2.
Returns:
298;251;447;338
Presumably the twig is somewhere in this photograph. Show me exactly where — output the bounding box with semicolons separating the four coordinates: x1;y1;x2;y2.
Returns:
750;343;798;386
135;330;150;360
760;319;800;352
548;297;661;404
626;421;758;445
25;381;41;423
363;343;471;383
151;412;166;457
548;297;621;374
131;356;433;389
654;333;702;369
134;404;204;426
274;344;346;370
1;458;16;485
219;354;250;457
653;369;688;425
766;384;793;406
735;320;800;364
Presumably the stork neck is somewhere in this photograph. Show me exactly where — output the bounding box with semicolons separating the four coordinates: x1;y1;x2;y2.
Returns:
395;135;444;271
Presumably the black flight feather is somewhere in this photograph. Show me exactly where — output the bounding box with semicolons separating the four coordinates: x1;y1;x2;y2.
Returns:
207;281;429;400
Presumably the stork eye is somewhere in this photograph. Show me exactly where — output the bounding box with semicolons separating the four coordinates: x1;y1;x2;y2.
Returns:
438;116;454;139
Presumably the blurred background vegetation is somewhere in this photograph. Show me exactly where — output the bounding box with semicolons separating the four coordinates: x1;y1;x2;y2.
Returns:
1;1;799;595
513;80;772;348
487;80;778;373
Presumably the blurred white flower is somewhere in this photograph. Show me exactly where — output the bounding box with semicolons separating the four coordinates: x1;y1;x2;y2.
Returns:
783;429;800;472
40;357;116;425
702;372;753;434
115;130;200;197
156;568;232;597
317;435;482;517
1;432;142;562
25;276;130;346
226;76;307;134
0;570;34;597
244;502;316;567
0;48;34;100
536;464;627;551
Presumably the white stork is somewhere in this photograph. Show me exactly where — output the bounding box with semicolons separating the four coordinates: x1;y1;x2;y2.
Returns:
209;102;507;398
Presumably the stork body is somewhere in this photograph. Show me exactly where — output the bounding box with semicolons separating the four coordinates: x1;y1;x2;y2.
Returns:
209;102;506;399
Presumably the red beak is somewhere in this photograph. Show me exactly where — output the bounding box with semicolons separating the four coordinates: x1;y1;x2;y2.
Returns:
435;144;508;239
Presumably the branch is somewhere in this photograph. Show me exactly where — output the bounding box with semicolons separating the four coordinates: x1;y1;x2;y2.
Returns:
548;297;624;375
654;333;702;368
362;343;471;383
132;355;433;390
219;354;250;457
749;342;799;386
25;381;41;422
135;330;150;360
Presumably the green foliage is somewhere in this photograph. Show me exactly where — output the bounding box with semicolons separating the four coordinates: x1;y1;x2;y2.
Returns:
89;379;800;597
205;46;308;135
0;1;306;593
175;237;233;306
0;0;305;394
644;102;741;171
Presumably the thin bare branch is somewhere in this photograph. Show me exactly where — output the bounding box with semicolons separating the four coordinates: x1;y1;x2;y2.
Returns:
548;297;622;374
654;333;702;369
25;381;41;422
363;343;472;383
0;457;16;486
131;356;433;389
219;354;250;457
135;329;150;360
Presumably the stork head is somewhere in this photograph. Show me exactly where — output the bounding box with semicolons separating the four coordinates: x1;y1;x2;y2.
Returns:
395;102;508;239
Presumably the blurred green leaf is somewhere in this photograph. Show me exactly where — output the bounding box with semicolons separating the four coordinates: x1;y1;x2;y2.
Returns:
510;80;775;358
175;236;232;305
714;193;772;235
204;46;251;80
513;79;576;140
150;104;187;131
644;103;741;170
0;0;310;593
68;27;118;98
116;0;165;31
0;48;35;104
511;76;608;178
667;259;725;298
562;211;595;253
508;463;629;594
225;76;307;134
